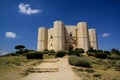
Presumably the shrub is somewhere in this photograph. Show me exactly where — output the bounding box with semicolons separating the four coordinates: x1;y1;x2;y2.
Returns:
73;51;80;56
93;74;101;77
55;50;66;58
26;52;43;59
68;48;84;56
87;52;95;56
104;51;111;55
87;47;97;56
85;68;95;73
68;50;75;55
97;50;103;52
43;49;49;55
94;52;107;59
75;48;84;53
73;48;84;56
111;48;120;55
87;47;96;53
48;50;55;55
68;55;91;67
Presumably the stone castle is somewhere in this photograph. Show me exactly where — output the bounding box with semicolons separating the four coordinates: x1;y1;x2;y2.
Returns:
37;21;98;52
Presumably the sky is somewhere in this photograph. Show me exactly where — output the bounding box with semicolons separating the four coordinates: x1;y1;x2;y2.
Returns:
0;0;120;55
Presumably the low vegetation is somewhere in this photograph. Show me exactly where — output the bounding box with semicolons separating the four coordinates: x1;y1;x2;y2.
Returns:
55;50;66;58
68;48;84;56
1;45;120;80
0;56;43;80
72;56;120;80
69;55;91;67
26;52;43;59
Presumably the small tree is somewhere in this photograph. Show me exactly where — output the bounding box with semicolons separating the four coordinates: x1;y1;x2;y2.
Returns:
111;48;120;55
15;45;25;54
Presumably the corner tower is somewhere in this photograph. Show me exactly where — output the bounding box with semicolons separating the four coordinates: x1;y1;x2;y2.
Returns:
88;29;98;49
77;22;90;52
54;21;65;51
37;27;48;51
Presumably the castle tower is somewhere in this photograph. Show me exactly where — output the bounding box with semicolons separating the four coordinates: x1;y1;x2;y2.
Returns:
88;29;98;49
37;27;48;51
77;22;90;52
54;21;65;51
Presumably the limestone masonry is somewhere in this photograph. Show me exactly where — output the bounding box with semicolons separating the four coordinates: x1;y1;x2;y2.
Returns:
37;21;98;52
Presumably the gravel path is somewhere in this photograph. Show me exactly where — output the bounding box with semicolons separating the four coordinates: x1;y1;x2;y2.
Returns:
21;58;80;80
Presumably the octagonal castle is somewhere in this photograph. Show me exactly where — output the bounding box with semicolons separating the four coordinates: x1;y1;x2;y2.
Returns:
37;21;98;52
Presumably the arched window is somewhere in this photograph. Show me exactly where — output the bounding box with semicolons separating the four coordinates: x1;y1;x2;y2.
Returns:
51;34;53;39
70;32;72;37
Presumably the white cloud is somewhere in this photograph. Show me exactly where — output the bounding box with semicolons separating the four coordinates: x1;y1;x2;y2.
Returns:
102;33;109;38
5;32;16;38
0;50;8;55
18;3;41;15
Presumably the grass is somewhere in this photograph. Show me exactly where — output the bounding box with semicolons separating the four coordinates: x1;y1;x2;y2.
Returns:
72;56;120;80
0;56;43;80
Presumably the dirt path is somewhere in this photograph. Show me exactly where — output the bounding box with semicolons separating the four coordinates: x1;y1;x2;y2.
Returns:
21;58;80;80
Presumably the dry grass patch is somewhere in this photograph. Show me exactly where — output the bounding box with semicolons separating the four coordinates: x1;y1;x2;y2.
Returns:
0;56;43;80
72;56;120;80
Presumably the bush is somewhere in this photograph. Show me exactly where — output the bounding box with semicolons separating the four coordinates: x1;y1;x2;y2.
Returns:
94;52;107;59
111;48;120;55
87;47;96;53
87;47;97;56
55;50;66;58
68;48;84;56
43;49;49;55
43;49;55;55
75;48;84;53
68;55;91;67
104;51;111;55
68;50;75;55
85;68;95;73
93;74;101;77
73;51;80;56
48;50;55;55
26;52;43;59
68;50;80;56
87;52;95;56
74;48;84;56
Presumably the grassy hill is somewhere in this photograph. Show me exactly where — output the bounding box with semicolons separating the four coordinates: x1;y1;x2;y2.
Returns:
72;56;120;80
0;56;42;80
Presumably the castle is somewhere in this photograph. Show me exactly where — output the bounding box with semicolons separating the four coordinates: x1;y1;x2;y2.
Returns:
37;21;98;52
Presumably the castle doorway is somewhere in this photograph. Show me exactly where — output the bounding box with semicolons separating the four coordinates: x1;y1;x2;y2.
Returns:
68;44;74;51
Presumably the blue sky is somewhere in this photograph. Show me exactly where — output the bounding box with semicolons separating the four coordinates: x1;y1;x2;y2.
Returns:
0;0;120;55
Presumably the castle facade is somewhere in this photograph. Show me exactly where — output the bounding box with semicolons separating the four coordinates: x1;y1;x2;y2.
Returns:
37;21;98;52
